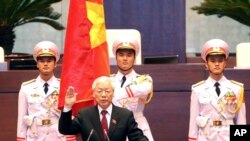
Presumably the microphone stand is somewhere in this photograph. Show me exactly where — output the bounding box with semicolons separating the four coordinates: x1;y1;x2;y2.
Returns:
86;129;94;141
104;129;110;141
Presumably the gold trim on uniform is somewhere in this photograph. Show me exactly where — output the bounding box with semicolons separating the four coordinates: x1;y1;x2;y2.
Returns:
22;79;35;86
230;80;243;87
31;93;40;97
231;80;245;113
192;80;205;88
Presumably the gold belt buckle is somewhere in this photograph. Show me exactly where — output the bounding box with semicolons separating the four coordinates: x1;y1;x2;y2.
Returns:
42;119;51;125
213;120;222;126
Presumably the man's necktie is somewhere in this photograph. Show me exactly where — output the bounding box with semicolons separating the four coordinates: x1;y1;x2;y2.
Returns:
214;82;220;96
121;76;126;87
44;82;49;94
101;110;108;140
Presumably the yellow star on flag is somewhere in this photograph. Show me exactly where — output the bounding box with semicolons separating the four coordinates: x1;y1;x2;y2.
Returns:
86;1;107;48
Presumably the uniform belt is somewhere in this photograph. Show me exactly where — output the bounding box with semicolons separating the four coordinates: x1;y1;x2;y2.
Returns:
213;120;222;126
210;119;234;126
36;118;57;126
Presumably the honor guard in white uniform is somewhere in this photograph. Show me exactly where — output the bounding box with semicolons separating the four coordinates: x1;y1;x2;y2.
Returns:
110;36;154;141
16;41;75;141
188;39;246;141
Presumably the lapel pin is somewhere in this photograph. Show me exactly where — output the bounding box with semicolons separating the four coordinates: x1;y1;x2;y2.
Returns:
112;119;117;124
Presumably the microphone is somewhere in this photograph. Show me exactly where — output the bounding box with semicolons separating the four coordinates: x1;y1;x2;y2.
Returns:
86;129;94;141
104;129;110;141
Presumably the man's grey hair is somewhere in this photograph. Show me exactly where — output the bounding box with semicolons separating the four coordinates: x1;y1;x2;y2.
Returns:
92;76;116;90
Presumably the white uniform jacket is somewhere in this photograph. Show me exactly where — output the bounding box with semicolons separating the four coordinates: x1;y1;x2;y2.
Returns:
111;70;154;141
188;76;246;141
17;76;74;141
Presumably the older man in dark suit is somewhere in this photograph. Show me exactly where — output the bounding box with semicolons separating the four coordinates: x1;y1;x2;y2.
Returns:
59;76;148;141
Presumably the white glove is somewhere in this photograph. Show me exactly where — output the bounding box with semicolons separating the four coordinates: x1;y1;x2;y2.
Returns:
196;116;209;127
23;115;35;126
23;115;37;137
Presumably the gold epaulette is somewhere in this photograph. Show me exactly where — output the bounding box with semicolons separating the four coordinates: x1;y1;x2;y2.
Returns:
136;74;150;80
22;79;35;86
136;74;151;84
231;80;244;87
192;80;205;88
136;74;149;78
110;74;116;77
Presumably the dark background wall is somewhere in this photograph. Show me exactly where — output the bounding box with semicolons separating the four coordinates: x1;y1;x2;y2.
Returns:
104;0;186;62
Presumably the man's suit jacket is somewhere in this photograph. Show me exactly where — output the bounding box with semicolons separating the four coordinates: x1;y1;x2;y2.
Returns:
59;104;148;141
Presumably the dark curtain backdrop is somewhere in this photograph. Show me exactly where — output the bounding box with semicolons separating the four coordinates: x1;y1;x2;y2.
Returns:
104;0;186;63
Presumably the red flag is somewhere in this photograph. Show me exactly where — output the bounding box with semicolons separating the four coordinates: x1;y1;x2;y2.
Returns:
58;0;110;116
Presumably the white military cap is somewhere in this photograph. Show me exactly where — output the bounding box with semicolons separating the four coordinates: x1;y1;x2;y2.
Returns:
112;36;140;56
33;41;60;62
201;39;229;61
